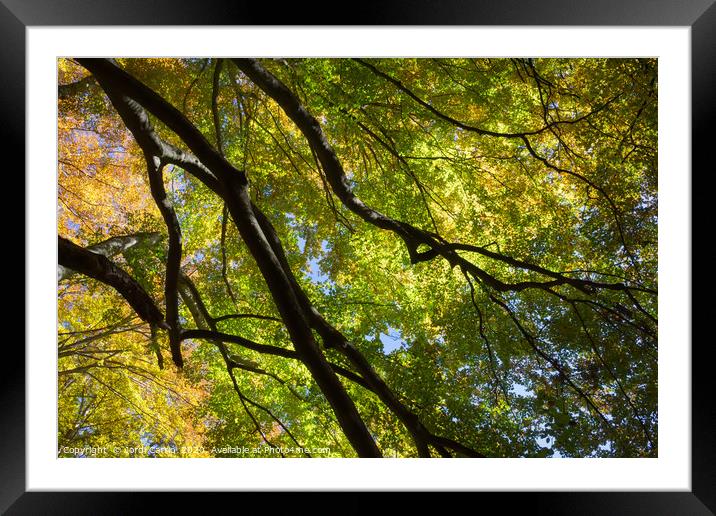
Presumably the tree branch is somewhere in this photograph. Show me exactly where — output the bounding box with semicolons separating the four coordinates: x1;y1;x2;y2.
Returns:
145;156;184;368
58;232;162;281
58;236;167;329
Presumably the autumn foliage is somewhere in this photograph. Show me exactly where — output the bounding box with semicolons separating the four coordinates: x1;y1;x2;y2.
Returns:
58;58;657;457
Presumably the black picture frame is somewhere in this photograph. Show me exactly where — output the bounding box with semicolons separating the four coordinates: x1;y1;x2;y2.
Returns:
5;1;714;513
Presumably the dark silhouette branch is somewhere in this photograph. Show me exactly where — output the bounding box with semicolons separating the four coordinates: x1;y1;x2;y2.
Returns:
58;236;166;330
145;156;184;368
83;67;187;368
78;58;246;189
58;232;162;281
181;328;297;360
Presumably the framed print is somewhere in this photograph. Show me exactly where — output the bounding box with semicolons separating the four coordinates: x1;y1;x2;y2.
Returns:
5;0;715;513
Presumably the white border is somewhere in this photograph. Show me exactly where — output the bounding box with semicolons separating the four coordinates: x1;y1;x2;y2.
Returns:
27;27;691;491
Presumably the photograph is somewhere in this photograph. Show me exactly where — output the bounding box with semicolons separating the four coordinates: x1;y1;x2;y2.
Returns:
57;57;658;459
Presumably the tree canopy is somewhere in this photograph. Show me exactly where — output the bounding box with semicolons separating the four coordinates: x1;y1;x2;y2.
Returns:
57;57;657;458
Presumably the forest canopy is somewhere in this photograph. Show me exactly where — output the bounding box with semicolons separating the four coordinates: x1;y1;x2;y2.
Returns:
57;57;657;458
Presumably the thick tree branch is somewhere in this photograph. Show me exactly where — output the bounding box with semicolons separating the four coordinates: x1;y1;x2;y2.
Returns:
181;328;297;361
58;232;162;281
58;236;167;329
145;156;184;368
89;83;222;194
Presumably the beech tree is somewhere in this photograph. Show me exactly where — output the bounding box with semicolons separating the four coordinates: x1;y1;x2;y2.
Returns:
57;57;657;458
